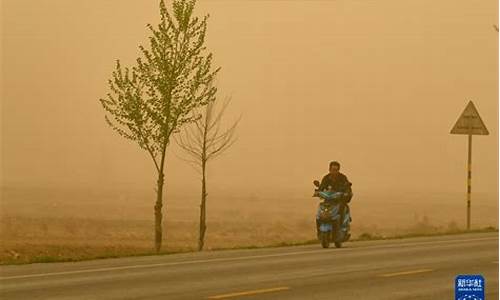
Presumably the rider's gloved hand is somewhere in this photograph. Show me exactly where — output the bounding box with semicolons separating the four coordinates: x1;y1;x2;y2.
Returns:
344;192;352;203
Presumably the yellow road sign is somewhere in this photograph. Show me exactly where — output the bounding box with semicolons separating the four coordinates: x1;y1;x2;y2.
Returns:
450;101;489;135
450;100;489;230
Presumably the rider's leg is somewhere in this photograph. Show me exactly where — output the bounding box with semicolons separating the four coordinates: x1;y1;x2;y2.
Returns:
339;203;346;225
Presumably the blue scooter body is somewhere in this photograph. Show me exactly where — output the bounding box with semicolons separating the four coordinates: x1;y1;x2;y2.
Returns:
316;191;351;245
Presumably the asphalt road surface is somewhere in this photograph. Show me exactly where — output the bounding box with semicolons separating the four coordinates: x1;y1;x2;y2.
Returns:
1;232;498;300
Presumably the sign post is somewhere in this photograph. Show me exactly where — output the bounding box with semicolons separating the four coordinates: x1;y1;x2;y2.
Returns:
450;101;489;230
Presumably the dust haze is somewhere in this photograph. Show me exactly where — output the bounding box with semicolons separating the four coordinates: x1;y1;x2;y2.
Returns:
1;0;498;257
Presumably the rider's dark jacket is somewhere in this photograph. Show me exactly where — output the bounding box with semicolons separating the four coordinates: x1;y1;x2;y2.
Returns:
318;172;353;202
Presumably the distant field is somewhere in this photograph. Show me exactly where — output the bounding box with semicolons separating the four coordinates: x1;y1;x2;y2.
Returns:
1;186;498;264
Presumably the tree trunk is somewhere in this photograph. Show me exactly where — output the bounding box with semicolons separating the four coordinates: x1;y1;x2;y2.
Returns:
154;172;164;253
198;162;207;251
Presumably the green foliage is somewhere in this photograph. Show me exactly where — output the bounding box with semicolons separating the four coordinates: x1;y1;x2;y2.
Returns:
100;0;219;170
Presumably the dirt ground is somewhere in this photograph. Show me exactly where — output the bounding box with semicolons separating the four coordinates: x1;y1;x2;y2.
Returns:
1;186;497;264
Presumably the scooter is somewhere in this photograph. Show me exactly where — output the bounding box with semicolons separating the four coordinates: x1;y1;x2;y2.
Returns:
313;180;352;248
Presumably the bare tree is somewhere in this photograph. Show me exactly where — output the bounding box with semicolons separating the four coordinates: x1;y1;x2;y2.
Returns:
176;98;240;250
99;0;219;252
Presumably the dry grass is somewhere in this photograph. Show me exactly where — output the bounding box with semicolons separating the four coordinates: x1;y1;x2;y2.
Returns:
1;214;497;265
0;215;316;264
1;186;498;265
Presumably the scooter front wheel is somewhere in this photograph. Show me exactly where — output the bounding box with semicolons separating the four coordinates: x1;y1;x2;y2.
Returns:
334;241;342;248
319;232;330;248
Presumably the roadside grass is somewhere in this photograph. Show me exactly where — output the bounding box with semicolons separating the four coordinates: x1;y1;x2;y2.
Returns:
213;226;499;250
1;226;496;265
2;188;498;266
354;226;498;241
0;243;195;265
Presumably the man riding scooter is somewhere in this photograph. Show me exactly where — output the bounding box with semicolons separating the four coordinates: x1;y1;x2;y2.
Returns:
314;161;353;239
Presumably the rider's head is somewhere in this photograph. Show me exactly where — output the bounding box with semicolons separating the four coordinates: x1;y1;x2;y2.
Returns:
329;161;340;175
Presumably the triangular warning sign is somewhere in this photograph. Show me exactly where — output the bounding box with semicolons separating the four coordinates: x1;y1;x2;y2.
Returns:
450;101;489;135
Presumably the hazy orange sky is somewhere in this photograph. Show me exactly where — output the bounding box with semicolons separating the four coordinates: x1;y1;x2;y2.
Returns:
2;0;498;204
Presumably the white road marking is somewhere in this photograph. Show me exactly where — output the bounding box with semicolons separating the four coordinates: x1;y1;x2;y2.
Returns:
0;236;496;281
379;268;434;277
208;287;290;299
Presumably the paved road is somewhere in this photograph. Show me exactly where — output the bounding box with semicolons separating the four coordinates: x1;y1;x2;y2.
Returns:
1;232;498;300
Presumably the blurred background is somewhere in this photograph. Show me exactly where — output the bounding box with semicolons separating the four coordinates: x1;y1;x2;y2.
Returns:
1;0;498;262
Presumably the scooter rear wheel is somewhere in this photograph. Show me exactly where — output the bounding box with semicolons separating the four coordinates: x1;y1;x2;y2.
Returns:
334;241;342;248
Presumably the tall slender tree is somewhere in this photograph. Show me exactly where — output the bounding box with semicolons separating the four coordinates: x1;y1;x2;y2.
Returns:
176;98;239;250
100;0;219;252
